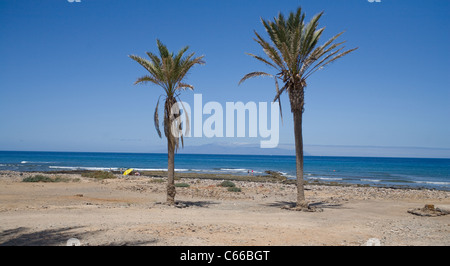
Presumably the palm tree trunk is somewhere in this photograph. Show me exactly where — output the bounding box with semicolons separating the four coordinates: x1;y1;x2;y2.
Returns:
293;109;307;208
167;135;176;205
289;85;308;208
164;97;177;205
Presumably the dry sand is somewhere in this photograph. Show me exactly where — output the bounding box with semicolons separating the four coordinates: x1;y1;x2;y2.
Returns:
0;171;449;246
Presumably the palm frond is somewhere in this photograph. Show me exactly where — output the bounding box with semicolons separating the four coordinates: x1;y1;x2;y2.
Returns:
177;54;205;84
316;31;345;54
133;75;160;86
154;96;162;138
300;42;346;76
146;51;162;67
245;53;278;70
167;98;183;152
177;97;191;142
239;71;273;85
304;47;358;79
273;80;288;103
163;98;173;140
274;77;284;124
156;39;171;59
176;82;194;91
253;31;285;69
128;55;161;80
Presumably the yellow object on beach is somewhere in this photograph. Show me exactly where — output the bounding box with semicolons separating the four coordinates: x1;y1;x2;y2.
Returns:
123;168;133;176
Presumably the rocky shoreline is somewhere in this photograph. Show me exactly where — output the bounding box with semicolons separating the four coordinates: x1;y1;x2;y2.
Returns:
2;169;447;192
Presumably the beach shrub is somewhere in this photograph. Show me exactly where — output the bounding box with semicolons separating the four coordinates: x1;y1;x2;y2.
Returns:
22;175;74;183
219;180;236;187
52;175;75;182
23;175;54;182
81;171;116;179
149;178;165;183
175;183;190;188
227;187;242;192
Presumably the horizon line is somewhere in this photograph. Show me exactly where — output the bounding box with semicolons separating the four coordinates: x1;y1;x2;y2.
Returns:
1;148;450;160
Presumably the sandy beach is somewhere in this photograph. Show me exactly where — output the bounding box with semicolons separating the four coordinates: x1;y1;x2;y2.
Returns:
0;170;449;246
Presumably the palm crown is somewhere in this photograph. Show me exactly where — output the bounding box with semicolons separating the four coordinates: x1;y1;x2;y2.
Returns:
129;40;205;149
240;7;357;112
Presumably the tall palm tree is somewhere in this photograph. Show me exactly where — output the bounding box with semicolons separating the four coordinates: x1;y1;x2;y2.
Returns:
129;40;204;205
239;7;357;210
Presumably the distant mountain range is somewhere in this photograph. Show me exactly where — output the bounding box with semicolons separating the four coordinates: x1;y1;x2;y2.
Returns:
178;142;296;156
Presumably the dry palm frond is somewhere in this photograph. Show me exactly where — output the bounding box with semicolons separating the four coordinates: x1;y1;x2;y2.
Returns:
238;71;273;85
154;95;162;138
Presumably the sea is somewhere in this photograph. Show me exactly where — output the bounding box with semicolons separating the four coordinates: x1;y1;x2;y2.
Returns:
0;151;449;191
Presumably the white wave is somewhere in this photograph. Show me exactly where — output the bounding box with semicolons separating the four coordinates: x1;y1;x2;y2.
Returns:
187;168;260;174
220;168;248;172
21;161;54;164
219;168;263;174
85;167;119;171
361;179;381;182
49;166;119;171
49;166;78;170
48;166;193;172
48;166;192;172
321;177;343;181
308;177;343;181
273;171;295;178
132;168;167;171
132;168;189;172
414;181;450;186
279;172;289;176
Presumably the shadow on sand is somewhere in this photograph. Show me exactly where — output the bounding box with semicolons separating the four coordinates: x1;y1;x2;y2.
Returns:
176;200;219;208
263;200;347;210
154;200;219;208
0;226;157;246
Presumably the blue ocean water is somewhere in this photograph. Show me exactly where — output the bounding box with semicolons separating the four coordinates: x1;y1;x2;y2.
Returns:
0;151;449;191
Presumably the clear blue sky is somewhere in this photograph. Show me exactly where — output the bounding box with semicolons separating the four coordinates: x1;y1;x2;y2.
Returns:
0;0;449;157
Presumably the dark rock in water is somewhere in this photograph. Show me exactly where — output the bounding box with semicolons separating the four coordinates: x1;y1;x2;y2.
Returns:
264;170;287;181
407;204;450;217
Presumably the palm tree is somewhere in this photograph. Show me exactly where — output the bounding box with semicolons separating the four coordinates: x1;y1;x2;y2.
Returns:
239;7;357;210
129;40;204;205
